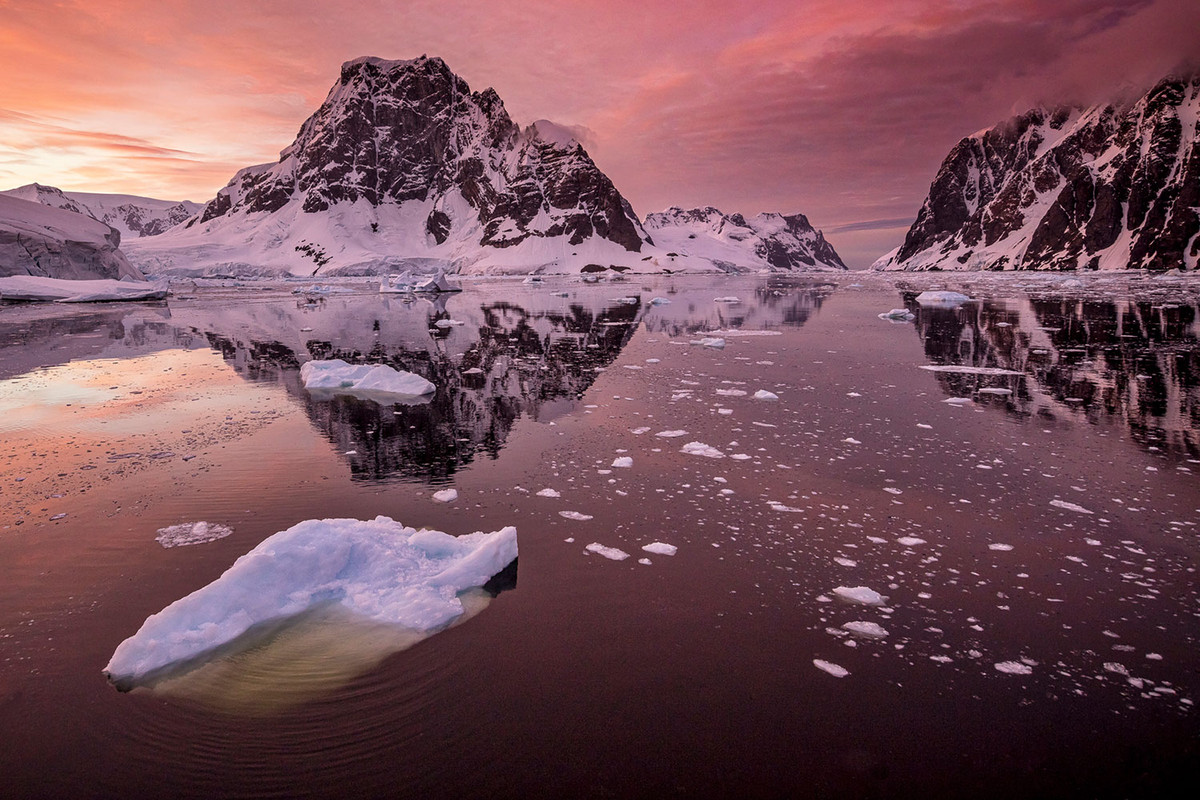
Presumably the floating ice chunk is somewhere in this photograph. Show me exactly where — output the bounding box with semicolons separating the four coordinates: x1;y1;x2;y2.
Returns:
692;337;726;349
156;521;233;548
834;557;857;567
681;441;724;458
832;586;886;606
977;387;1013;395
943;397;973;405
716;388;747;397
879;308;915;322
919;365;1023;376
896;536;926;546
412;270;462;293
638;558;652;565
432;488;458;503
842;621;888;639
655;430;688;438
585;543;629;561
642;542;677;556
988;543;1014;551
536;488;561;498
843;437;861;445
433;318;464;328
559;511;593;521
611;457;633;468
631;427;652;435
994;661;1033;675
729;453;751;461
753;390;779;401
709;329;783;337
650;297;671;305
768;502;802;512
713;296;740;303
0;275;168;303
1103;662;1130;677
1050;499;1093;515
104;517;517;685
301;359;434;401
883;487;902;495
813;659;849;677
915;291;971;307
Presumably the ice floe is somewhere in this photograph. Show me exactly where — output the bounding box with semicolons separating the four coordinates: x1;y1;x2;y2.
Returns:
585;543;630;560
611;457;633;468
813;659;849;677
559;511;593;521
918;365;1024;376
878;308;915;321
641;542;677;556
753;390;779;401
915;291;972;307
994;661;1033;675
681;441;724;458
432;488;458;503
104;517;517;685
0;275;168;303
842;621;889;639
301;359;435;401
832;586;887;606
1049;499;1093;515
155;521;233;548
536;488;561;498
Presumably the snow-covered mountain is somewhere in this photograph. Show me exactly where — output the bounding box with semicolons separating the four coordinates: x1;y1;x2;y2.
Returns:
128;55;652;277
643;207;846;271
0;183;201;239
875;71;1200;271
0;194;143;281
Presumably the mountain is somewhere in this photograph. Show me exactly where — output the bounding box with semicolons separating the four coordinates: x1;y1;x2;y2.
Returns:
875;71;1200;271
642;207;846;271
0;183;201;239
0;195;143;281
128;55;651;277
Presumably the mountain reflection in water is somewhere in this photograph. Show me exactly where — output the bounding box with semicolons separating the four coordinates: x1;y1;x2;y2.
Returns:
908;294;1200;460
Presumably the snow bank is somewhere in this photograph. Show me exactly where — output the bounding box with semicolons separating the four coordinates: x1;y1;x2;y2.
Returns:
300;359;435;401
104;516;518;684
0;275;166;303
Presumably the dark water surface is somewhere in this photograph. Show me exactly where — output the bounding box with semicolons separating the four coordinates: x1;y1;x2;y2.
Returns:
1;273;1198;799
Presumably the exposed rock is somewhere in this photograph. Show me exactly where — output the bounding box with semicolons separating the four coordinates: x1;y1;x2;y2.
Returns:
876;71;1200;271
135;56;649;276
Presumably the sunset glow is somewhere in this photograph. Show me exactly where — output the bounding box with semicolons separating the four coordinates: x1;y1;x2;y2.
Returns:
2;0;1197;264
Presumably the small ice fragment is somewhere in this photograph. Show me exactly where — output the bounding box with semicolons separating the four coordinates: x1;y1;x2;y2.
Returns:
432;488;458;503
813;659;849;678
896;536;926;546
943;397;973;405
842;621;888;639
883;487;902;495
50;513;67;521
638;558;652;565
559;511;593;521
753;390;779;401
681;442;724;458
832;586;886;606
994;661;1033;675
642;542;677;556
655;430;688;438
693;337;726;349
611;457;633;468
536;488;561;498
631;427;651;435
650;297;670;305
834;557;857;567
713;296;740;303
1103;662;1130;677
988;543;1013;551
843;437;861;445
878;308;914;321
585;542;629;560
1050;499;1093;515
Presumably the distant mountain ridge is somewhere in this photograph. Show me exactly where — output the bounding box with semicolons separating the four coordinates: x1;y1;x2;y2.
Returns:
643;206;846;271
875;70;1200;271
0;183;201;240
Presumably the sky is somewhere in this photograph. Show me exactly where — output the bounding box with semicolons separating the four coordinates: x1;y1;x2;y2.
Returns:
1;0;1197;267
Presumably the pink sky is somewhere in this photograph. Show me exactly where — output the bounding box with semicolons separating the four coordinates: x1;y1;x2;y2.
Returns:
1;0;1197;265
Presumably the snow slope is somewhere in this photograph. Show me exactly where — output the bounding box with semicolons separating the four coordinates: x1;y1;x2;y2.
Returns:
0;194;144;280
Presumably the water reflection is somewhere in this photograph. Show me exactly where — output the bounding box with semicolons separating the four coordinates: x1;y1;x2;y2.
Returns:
907;293;1200;459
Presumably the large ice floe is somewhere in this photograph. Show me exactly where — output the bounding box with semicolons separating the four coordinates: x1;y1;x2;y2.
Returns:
104;516;518;688
300;359;435;402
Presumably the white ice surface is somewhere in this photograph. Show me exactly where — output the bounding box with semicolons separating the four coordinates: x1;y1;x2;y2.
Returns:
0;275;166;303
914;291;972;306
641;542;677;556
155;521;233;548
813;659;849;677
585;542;630;560
300;359;435;400
832;586;887;606
105;516;517;682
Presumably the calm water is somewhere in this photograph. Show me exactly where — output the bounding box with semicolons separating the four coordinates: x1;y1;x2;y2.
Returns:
1;273;1198;799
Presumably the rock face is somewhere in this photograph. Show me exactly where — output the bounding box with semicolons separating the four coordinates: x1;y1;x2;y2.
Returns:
644;207;846;271
136;55;649;276
876;71;1200;271
0;195;143;281
0;183;200;239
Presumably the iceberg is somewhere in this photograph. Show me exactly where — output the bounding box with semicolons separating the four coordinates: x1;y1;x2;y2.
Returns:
300;359;435;402
104;516;518;686
379;271;416;293
413;270;462;293
878;308;914;321
0;275;168;303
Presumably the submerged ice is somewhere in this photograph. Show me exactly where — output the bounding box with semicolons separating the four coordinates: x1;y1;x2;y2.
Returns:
104;516;517;685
